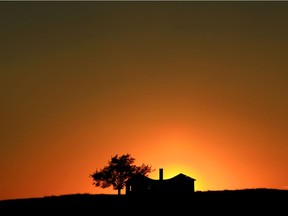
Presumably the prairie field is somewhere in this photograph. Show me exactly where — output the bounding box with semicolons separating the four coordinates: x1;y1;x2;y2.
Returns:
0;188;286;214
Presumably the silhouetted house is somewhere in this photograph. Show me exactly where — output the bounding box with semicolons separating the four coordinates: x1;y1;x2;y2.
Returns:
126;168;196;195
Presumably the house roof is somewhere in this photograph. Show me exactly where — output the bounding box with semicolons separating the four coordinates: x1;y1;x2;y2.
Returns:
126;172;196;184
126;173;155;184
169;173;196;182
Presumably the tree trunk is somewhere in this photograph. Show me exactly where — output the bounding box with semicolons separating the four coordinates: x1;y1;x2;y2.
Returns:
117;188;121;195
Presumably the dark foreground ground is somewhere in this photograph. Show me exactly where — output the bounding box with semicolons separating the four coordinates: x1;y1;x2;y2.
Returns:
0;189;287;214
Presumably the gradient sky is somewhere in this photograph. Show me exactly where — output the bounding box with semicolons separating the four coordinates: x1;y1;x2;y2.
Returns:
1;1;287;200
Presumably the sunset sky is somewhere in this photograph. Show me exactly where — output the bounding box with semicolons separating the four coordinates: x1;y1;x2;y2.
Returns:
1;1;287;201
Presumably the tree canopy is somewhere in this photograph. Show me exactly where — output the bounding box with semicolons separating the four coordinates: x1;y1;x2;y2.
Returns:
90;153;154;195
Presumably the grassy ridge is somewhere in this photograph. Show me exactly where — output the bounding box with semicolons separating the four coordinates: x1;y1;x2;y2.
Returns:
0;188;287;214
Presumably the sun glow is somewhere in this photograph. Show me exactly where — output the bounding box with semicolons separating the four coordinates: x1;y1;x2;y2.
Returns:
131;124;206;190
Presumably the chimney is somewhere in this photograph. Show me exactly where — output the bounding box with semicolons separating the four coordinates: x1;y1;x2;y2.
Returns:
159;168;163;181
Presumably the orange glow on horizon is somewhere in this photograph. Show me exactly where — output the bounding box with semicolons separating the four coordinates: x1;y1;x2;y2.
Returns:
1;2;287;201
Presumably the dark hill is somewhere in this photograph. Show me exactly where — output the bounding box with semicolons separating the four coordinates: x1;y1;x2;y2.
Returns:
0;188;287;214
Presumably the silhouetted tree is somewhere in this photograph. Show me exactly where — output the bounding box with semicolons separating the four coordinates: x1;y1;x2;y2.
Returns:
90;153;154;195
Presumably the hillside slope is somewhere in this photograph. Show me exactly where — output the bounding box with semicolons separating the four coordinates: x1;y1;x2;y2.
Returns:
0;189;287;214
